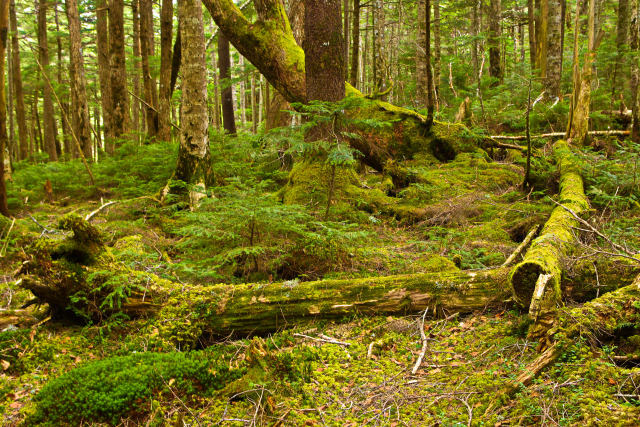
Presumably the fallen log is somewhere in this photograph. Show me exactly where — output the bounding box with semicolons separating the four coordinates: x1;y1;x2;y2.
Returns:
509;141;589;336
487;274;640;414
490;130;629;141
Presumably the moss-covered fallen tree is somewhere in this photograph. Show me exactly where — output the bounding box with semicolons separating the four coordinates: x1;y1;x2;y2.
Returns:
15;214;640;348
508;140;590;337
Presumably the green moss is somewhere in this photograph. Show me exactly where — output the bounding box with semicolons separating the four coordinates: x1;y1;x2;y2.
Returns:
28;351;243;426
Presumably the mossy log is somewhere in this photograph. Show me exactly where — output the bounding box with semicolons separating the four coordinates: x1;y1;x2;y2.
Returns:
508;140;589;333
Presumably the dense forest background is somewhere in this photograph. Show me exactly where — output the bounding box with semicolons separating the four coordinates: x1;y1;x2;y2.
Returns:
0;0;639;425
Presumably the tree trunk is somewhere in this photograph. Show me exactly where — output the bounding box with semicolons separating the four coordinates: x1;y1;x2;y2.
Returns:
95;0;113;153
631;1;640;142
425;0;434;123
9;0;27;161
173;0;211;197
488;0;503;84
54;2;70;156
218;34;236;135
613;0;632;103
65;0;93;160
131;0;141;142
568;0;597;145
0;0;10;216
108;0;130;140
158;0;173;142
139;0;158;139
545;0;564;98
528;0;537;69
433;0;441;102
417;0;427;106
372;0;386;94
37;0;58;161
349;0;360;88
509;140;589;339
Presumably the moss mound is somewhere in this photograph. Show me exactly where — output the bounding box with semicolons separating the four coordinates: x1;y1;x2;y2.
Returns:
28;351;243;426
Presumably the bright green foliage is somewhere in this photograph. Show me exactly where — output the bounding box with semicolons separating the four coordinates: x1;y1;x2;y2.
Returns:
27;351;243;426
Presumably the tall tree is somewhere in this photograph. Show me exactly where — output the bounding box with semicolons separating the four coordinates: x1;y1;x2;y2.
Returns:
631;0;640;142
108;0;130;140
488;0;503;83
304;0;344;103
37;0;59;161
53;2;70;155
95;0;113;153
417;0;427;106
9;0;27;160
613;0;631;103
372;0;387;93
528;0;536;69
218;33;236;135
349;0;360;88
425;0;434;124
139;0;158;139
65;0;92;159
433;0;441;101
174;0;211;198
0;0;10;215
158;0;173;141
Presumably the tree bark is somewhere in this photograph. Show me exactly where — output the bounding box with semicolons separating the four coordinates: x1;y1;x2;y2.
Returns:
37;0;58;161
9;0;27;161
218;33;236;135
0;0;10;216
372;0;386;94
53;2;70;156
631;0;640;142
95;0;113;153
131;0;141;141
425;0;434;123
509;141;589;339
417;0;427;106
613;0;631;103
108;0;130;140
545;0;564;97
349;0;360;88
173;0;212;196
528;0;536;69
158;0;173;141
65;0;93;160
139;0;159;139
488;0;503;83
433;0;441;102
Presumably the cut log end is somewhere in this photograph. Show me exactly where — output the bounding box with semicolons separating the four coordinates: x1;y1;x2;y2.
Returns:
510;261;548;307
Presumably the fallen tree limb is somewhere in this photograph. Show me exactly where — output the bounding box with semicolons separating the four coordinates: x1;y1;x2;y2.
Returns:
487;274;640;415
490;130;630;141
509;141;589;338
501;225;540;267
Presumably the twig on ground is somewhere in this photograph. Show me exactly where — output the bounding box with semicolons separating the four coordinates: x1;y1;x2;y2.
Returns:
85;201;118;221
411;308;429;375
293;333;351;347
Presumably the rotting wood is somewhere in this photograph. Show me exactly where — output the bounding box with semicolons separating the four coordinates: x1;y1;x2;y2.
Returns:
509;140;589;339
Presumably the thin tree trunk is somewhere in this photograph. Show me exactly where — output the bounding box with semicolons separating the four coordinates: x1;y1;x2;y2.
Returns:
417;0;427;106
139;0;158;139
54;2;70;156
33;88;43;154
108;0;130;140
546;0;564;97
158;0;173;141
96;0;113;153
488;0;503;83
0;0;11;216
7;31;14;162
613;0;631;104
239;56;246;129
251;72;257;133
37;0;58;161
349;0;360;88
528;0;536;69
174;0;212;198
433;0;441;102
9;0;27;160
631;0;640;142
211;28;221;130
218;33;236;135
343;0;349;82
373;0;386;93
131;0;141;141
65;0;93;160
425;0;434;124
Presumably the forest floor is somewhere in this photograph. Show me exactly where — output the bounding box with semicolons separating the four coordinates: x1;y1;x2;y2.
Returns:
1;132;640;425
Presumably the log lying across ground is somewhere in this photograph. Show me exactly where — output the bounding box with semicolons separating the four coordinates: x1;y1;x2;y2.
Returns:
509;140;589;336
490;130;630;141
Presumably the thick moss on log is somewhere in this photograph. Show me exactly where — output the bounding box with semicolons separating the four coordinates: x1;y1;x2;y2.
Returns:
509;141;589;312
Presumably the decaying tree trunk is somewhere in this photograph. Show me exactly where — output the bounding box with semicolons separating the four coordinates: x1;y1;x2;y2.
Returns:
17;214;640;345
509;140;589;338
